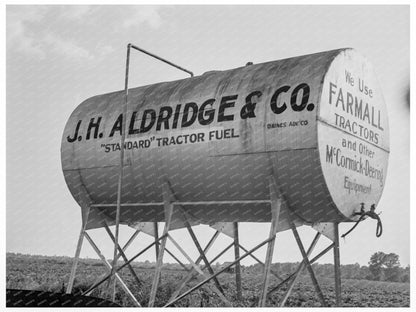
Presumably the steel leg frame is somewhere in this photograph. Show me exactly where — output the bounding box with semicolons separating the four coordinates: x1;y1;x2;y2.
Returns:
66;224;86;294
148;198;174;307
176;240;235;298
258;176;282;307
168;231;221;302
147;200;232;307
104;224;143;288
69;185;341;308
154;222;160;260
253;242;335;307
72;221;337;307
333;222;342;306
238;243;283;281
211;222;284;281
158;185;232;306
167;234;232;306
154;234;230;305
164;177;286;307
169;236;285;306
290;222;327;306
109;43;194;302
167;235;205;276
82;234;167;296
164;234;276;307
183;218;225;295
84;228;141;297
162;201;241;306
279;232;321;307
84;232;141;307
164;246;189;271
233;222;242;301
108;44;131;301
153;226;187;271
80;215;230;306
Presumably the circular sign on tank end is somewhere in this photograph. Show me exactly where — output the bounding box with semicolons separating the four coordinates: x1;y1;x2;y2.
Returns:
318;49;390;221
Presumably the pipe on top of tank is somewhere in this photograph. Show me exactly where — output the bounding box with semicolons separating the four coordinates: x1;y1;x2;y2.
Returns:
128;43;194;77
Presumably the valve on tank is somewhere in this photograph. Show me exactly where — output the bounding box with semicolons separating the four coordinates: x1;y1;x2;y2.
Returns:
342;203;383;238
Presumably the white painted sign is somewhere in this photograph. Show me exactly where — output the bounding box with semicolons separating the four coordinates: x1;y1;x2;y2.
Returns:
318;49;389;219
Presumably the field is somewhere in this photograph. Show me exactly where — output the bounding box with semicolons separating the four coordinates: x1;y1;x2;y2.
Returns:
6;253;410;307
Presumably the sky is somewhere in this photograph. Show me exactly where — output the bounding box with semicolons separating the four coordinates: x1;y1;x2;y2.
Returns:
6;5;410;268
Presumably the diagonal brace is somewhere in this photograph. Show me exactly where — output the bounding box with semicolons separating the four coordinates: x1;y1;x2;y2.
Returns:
290;222;327;307
82;234;166;296
104;224;143;288
84;232;141;307
280;232;321;306
164;235;275;307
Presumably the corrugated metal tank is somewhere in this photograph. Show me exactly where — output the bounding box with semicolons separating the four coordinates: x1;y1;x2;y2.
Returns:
61;48;389;230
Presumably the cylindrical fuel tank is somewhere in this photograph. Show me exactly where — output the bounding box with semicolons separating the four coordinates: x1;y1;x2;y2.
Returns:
61;48;389;229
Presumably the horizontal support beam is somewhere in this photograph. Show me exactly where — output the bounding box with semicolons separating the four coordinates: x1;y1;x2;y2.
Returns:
90;200;271;208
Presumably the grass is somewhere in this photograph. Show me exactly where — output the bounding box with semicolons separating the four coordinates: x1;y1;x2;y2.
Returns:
6;253;410;307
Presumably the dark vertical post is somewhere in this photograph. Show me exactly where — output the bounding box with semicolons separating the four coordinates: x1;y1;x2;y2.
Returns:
110;44;192;302
233;222;242;301
154;222;160;260
109;43;131;301
333;222;342;306
148;189;174;307
66;226;85;294
258;177;281;307
67;207;90;294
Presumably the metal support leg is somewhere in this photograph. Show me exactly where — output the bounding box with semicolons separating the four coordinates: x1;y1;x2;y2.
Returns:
168;231;221;302
183;219;224;295
165;234;275;307
117;229;140;263
201;242;234;271
239;244;283;281
84;232;141;307
291;223;327;306
280;232;321;307
164;248;189;271
333;222;342;306
167;235;205;275
233;222;242;301
104;224;143;287
108;44;131;302
66;225;86;294
254;242;334;307
167;234;232;306
82;236;166;296
258;226;277;307
148;196;174;307
85;229;141;297
154;222;160;260
258;177;282;307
